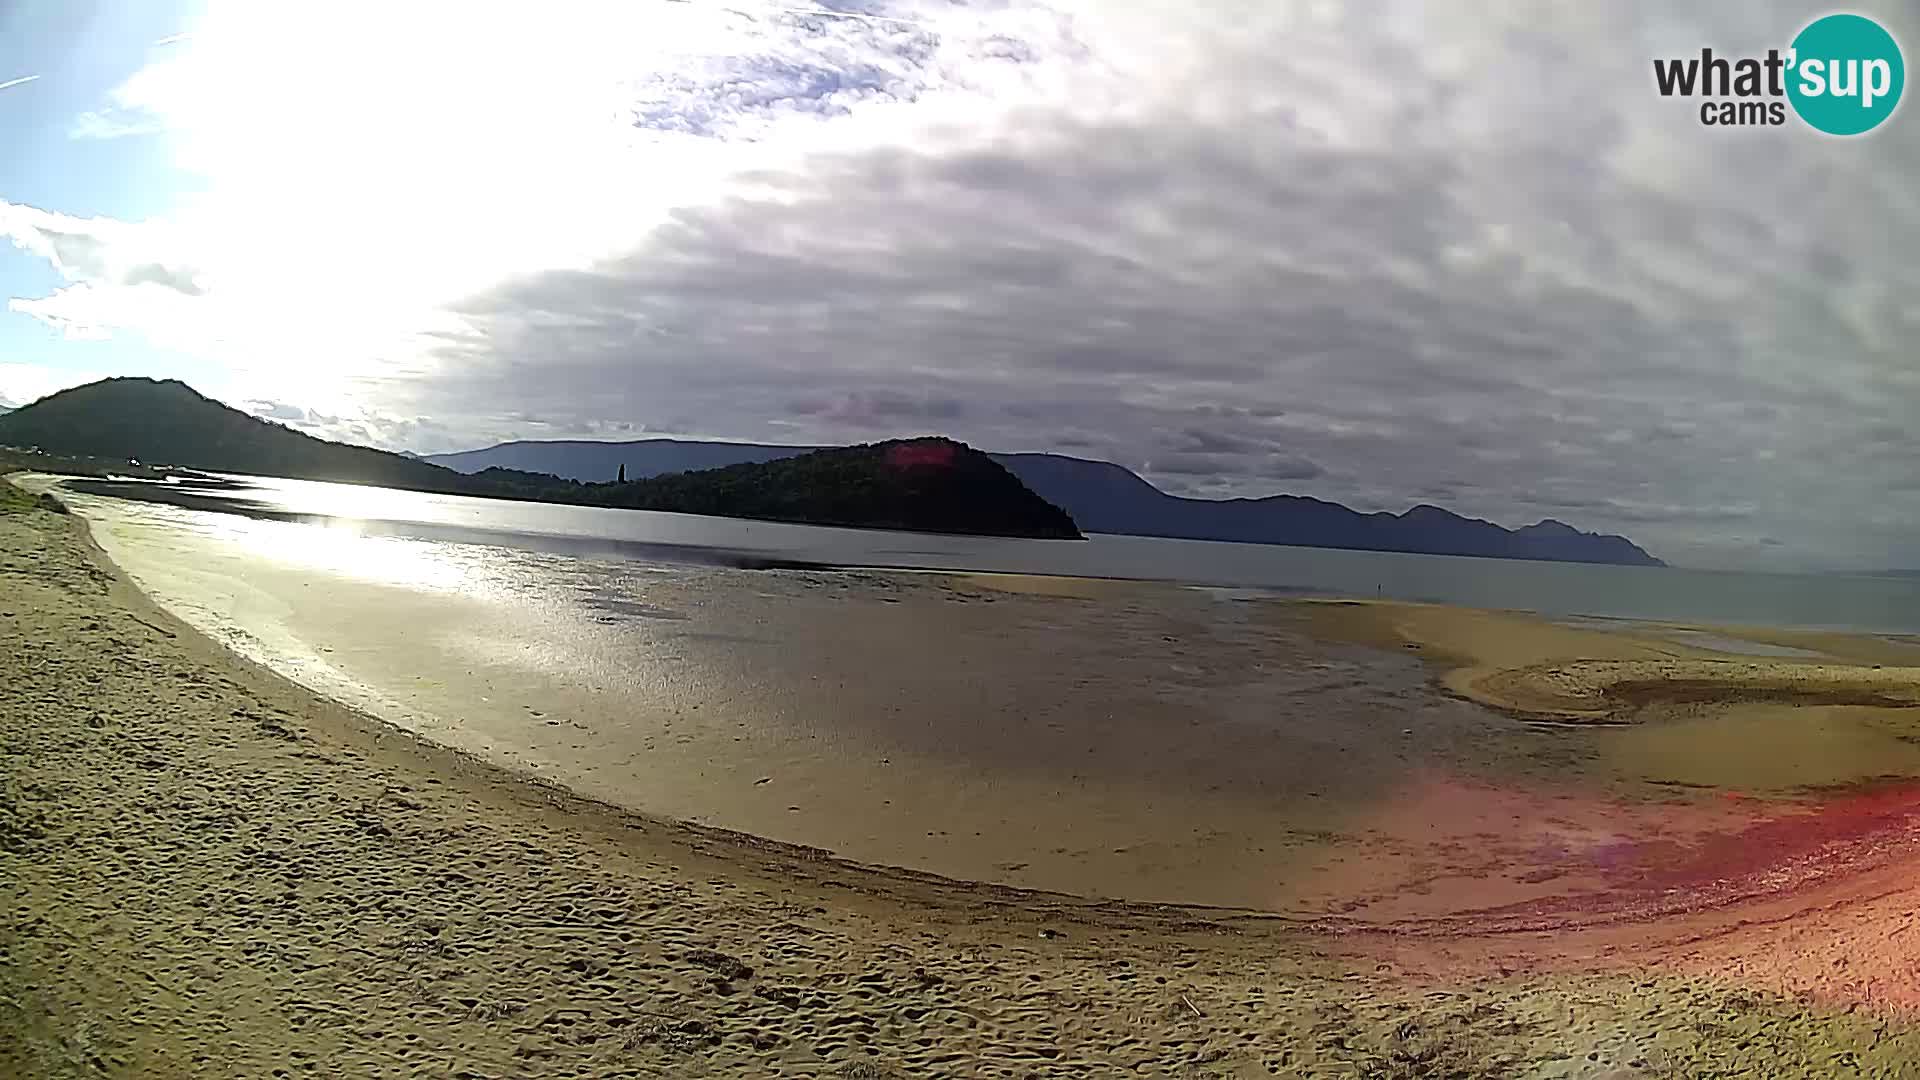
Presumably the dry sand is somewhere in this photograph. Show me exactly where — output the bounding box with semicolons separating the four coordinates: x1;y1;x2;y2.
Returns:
9;480;1920;1075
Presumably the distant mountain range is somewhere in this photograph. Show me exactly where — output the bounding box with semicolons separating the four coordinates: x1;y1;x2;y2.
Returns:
0;379;1080;540
427;439;1665;566
0;378;1662;563
430;438;817;478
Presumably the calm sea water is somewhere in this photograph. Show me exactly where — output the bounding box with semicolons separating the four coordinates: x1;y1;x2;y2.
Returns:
66;471;1920;634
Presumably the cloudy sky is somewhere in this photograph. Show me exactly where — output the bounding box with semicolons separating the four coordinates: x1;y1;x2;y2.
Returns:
2;1;1918;570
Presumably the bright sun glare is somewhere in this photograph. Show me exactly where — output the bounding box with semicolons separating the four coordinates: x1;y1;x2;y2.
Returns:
93;2;790;401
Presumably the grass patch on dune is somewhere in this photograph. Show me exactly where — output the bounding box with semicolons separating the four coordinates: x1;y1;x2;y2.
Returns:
0;481;62;517
0;481;40;515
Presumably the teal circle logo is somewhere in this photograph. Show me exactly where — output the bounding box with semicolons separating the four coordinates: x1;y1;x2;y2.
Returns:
1787;13;1904;135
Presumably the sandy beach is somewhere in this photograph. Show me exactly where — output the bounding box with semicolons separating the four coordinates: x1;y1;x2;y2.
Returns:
11;480;1920;1076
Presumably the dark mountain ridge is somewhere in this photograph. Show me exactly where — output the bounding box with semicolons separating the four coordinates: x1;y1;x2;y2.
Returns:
428;438;1665;566
997;452;1659;565
568;439;1078;539
0;379;1079;540
0;378;474;491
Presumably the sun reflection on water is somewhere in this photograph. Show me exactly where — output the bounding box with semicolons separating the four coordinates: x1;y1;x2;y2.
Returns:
191;506;485;594
239;475;463;523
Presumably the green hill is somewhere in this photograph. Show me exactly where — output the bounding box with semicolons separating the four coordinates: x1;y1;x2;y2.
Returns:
579;439;1081;538
0;378;472;491
0;378;1081;539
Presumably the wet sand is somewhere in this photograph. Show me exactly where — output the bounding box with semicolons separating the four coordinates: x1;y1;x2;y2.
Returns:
14;477;1920;1074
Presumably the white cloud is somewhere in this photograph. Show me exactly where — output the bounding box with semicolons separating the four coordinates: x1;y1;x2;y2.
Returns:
12;0;1078;401
0;203;214;349
0;363;105;407
0;203;199;287
69;108;169;140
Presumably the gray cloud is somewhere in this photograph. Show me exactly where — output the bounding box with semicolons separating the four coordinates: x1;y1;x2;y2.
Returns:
30;225;111;278
1151;450;1324;482
1;208;207;296
123;262;204;296
346;0;1920;570
1168;429;1264;456
247;400;307;422
229;398;474;457
786;390;966;425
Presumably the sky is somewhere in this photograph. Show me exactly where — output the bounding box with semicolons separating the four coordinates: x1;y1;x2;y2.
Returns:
2;1;1918;571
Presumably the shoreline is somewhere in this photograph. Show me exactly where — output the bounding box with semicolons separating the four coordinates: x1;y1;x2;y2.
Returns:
13;479;1920;1073
45;475;1920;918
47;478;1241;929
1305;597;1920;721
47;475;1920;919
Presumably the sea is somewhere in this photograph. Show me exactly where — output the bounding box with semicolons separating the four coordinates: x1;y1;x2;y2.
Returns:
58;470;1920;635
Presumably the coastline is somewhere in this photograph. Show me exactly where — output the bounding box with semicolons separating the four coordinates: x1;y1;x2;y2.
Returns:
10;481;1920;1074
1304;598;1920;722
